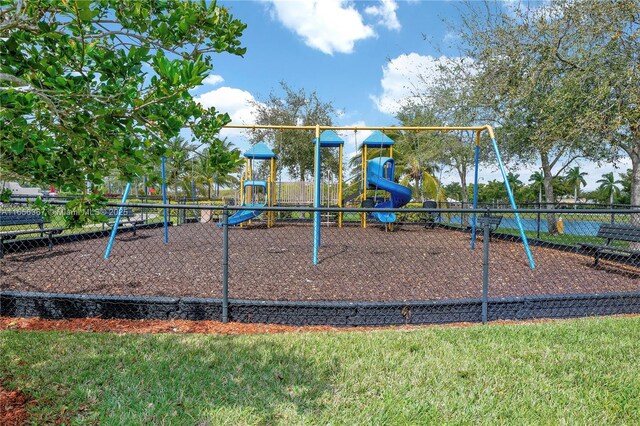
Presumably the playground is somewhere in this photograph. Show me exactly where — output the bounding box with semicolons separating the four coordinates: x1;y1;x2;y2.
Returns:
2;125;640;325
2;221;638;303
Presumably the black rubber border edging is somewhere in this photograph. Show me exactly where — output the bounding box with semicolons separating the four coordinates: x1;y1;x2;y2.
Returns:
2;291;639;326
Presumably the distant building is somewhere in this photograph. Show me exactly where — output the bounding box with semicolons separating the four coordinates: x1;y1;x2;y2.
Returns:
0;181;46;199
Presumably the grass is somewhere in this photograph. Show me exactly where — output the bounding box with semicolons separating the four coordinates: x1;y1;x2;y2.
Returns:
491;226;636;248
1;316;639;424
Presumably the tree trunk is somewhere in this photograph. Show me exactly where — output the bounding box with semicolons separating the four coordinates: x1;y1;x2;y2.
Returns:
458;165;468;224
631;148;640;208
574;185;578;209
629;129;640;248
541;151;558;234
459;165;468;204
538;185;542;204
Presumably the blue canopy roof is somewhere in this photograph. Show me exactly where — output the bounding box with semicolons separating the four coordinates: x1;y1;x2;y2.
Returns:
313;130;344;147
362;130;395;147
243;142;276;159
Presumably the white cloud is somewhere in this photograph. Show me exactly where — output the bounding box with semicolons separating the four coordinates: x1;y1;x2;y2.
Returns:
194;86;261;150
442;31;460;45
371;53;471;115
202;74;224;86
364;0;401;31
266;0;375;55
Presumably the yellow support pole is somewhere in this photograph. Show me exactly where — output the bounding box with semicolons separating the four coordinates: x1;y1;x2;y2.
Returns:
362;144;367;228
388;144;394;231
338;144;343;228
270;157;276;227
248;159;253;226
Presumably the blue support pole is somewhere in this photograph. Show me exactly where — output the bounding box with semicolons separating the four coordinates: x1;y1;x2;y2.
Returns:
104;182;132;259
313;125;321;265
490;138;535;269
471;142;480;250
161;156;169;244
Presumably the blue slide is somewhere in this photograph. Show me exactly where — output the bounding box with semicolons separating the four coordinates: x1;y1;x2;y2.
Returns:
366;157;412;223
227;204;264;225
220;179;269;226
218;203;264;226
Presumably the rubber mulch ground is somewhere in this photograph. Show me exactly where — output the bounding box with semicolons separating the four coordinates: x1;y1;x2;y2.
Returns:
1;223;638;301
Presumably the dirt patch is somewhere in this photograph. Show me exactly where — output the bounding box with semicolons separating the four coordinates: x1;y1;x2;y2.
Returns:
0;383;32;426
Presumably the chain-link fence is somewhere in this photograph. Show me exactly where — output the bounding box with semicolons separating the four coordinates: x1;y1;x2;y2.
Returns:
1;201;639;325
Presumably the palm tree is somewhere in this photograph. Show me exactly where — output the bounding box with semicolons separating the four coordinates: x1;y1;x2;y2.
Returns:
597;172;623;206
565;166;588;206
529;171;545;205
195;138;243;200
165;136;196;200
506;172;523;193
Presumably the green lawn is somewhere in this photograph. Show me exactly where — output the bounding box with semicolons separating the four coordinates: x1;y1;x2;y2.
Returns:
1;316;639;424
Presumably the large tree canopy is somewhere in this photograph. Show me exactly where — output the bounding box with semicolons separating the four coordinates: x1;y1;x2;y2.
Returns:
249;82;338;181
451;0;638;231
0;0;246;193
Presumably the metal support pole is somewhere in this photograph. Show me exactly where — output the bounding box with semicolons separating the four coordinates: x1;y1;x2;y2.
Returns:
482;210;491;325
610;205;615;224
537;201;541;239
490;137;535;269
471;134;480;249
313;125;321;265
222;207;229;323
161;156;169;244
338;144;343;228
104;182;132;259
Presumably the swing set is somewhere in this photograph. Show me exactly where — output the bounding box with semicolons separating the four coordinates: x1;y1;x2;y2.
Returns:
104;124;535;270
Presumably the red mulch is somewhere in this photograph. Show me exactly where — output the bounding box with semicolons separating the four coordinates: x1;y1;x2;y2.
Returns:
0;316;388;335
0;383;32;426
2;315;638;336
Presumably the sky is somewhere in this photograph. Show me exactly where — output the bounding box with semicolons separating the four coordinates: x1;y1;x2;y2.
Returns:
190;0;627;191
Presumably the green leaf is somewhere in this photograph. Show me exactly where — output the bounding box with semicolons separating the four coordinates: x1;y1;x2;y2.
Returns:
11;141;25;154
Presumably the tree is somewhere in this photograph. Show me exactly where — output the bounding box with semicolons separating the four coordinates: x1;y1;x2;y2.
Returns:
250;82;338;182
402;59;481;209
565;166;588;205
0;0;246;210
455;0;617;233
618;169;633;205
444;182;463;202
506;172;523;194
529;171;545;205
597;172;623;206
192;139;242;200
558;1;639;207
165;137;195;200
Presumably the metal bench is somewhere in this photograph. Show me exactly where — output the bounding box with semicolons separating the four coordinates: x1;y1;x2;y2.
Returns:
470;215;502;239
581;223;640;267
422;201;439;228
103;208;144;235
0;212;64;258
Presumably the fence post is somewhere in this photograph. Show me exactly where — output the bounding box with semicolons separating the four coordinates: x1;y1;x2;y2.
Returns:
222;206;229;323
610;204;615;224
482;209;491;324
536;201;541;239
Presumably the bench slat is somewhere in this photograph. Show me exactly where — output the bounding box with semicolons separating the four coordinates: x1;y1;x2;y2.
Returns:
596;224;640;242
